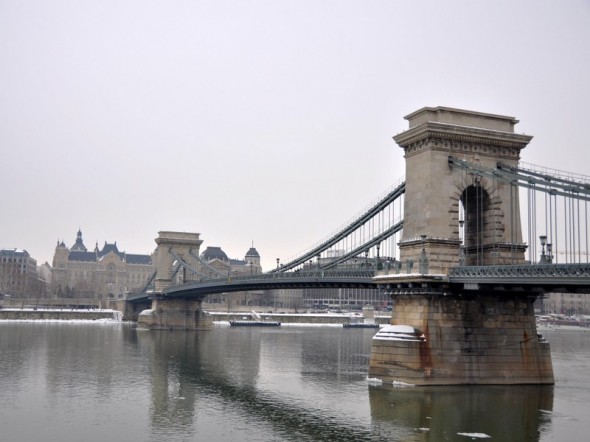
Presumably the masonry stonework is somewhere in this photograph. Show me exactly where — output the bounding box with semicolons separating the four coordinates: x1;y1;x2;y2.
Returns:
369;293;553;385
370;107;554;385
394;106;532;274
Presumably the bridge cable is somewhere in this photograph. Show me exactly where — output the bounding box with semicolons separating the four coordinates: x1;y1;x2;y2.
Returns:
449;156;590;265
168;249;210;281
321;221;403;270
138;270;157;294
448;157;590;201
188;249;227;278
270;181;405;273
584;198;588;262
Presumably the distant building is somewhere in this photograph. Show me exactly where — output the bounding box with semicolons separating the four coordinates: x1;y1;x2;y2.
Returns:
200;245;262;277
542;292;590;316
51;229;154;303
295;255;390;311
200;246;390;310
0;248;46;298
200;245;263;305
37;262;52;287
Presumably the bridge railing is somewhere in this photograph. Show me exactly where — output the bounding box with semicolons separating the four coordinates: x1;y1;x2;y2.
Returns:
172;269;376;288
449;263;590;279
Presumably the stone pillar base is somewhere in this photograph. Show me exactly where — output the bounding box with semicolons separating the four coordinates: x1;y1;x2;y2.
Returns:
137;298;213;330
112;299;152;322
369;293;554;385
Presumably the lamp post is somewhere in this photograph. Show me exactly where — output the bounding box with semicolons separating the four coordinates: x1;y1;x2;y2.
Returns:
376;244;382;270
539;235;547;264
546;243;553;264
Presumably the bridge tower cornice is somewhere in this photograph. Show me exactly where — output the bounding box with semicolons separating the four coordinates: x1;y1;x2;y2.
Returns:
394;121;533;160
155;231;204;248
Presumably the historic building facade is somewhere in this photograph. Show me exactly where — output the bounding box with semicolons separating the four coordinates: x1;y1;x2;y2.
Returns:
542;292;590;316
199;245;264;306
200;245;262;278
51;229;154;303
0;248;47;299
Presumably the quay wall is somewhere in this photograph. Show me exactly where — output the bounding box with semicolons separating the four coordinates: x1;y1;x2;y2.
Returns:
0;307;389;325
207;311;390;325
0;309;121;321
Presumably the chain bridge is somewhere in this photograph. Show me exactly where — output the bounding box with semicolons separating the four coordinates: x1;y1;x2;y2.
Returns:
123;106;590;386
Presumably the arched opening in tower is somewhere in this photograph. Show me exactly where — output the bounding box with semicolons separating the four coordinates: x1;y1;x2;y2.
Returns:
460;183;491;266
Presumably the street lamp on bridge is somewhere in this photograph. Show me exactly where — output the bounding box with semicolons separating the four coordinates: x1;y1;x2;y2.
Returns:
539;235;553;264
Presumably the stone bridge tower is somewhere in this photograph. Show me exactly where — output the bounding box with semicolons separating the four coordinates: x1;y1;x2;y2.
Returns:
138;231;210;330
153;231;203;292
369;107;553;386
394;106;532;273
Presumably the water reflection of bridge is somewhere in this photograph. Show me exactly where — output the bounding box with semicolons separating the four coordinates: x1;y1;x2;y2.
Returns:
134;327;554;441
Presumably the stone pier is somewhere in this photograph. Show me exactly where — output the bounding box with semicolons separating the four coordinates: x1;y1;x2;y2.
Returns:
369;289;553;385
137;298;212;331
113;298;151;322
134;231;212;330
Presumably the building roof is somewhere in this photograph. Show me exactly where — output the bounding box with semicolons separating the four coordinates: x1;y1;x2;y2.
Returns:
71;229;87;252
126;254;152;265
245;247;260;258
201;246;228;261
63;230;152;265
99;242;120;258
68;251;96;262
0;248;30;257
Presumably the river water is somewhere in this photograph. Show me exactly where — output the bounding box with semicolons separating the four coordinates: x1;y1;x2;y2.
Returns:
0;322;588;442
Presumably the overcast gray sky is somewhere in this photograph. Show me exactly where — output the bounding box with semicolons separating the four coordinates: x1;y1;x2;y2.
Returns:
1;0;589;270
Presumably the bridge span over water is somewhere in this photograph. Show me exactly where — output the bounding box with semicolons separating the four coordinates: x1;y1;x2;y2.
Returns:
125;262;590;305
124;106;590;386
127;270;377;301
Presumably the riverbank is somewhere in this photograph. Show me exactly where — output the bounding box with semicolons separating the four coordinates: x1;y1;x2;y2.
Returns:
7;308;590;332
205;311;391;325
0;308;122;321
537;322;590;332
0;307;389;325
